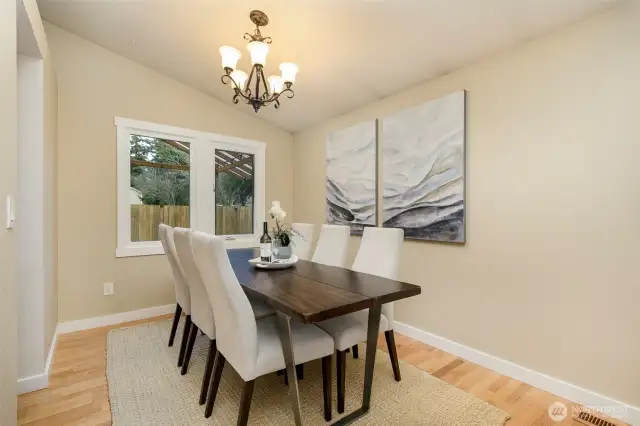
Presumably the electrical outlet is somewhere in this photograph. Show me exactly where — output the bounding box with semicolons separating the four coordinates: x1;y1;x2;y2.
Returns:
103;282;115;296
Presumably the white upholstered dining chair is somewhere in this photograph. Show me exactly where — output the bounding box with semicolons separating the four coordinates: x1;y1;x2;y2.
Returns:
316;226;404;413
311;224;350;267
158;224;193;368
173;228;276;397
190;231;335;424
291;223;315;260
173;227;218;405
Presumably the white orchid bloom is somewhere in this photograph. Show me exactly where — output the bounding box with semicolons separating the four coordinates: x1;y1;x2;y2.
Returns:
268;200;286;221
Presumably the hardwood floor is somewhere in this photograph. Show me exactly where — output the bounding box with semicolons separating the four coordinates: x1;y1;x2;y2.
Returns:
17;316;624;425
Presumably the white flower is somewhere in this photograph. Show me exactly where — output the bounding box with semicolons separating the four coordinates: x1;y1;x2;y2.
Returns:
269;200;286;221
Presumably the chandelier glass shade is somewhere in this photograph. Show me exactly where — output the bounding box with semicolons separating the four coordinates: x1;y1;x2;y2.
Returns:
219;10;298;112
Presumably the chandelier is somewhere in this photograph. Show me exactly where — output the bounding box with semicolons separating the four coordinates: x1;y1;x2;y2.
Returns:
218;10;298;113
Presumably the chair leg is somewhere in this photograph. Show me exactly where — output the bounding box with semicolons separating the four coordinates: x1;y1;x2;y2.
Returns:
181;322;198;375
199;339;217;405
177;315;192;367
385;330;401;382
237;380;255;426
296;364;304;380
352;344;359;359
205;350;226;418
336;350;347;414
321;355;332;421
283;364;303;385
168;304;182;347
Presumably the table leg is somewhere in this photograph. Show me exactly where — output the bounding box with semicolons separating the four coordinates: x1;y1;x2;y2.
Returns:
275;311;303;426
331;303;382;425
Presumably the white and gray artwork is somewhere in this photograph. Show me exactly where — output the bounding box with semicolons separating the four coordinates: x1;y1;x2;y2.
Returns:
381;91;466;243
326;120;377;235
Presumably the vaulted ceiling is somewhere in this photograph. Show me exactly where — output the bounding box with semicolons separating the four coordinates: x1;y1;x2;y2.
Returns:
38;0;620;132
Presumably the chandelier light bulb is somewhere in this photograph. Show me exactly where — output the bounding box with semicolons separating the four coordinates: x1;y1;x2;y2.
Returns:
230;70;249;91
247;41;269;66
279;62;299;85
268;76;284;94
219;46;241;70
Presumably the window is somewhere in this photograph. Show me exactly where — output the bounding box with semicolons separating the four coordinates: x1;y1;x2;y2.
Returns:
130;136;191;242
116;117;265;257
214;149;255;236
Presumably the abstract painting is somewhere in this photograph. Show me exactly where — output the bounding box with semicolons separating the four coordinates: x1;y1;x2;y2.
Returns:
326;120;377;235
381;91;466;242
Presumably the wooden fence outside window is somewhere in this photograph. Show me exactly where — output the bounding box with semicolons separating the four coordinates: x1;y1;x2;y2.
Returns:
131;205;253;242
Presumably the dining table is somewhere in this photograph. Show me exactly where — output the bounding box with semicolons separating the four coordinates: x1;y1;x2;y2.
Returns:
227;248;422;426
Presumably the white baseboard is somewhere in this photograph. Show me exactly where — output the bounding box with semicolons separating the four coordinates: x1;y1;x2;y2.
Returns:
17;332;57;395
394;321;640;426
56;304;175;335
17;304;174;394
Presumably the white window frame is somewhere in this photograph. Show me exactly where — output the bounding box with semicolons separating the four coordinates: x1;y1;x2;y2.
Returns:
115;117;266;258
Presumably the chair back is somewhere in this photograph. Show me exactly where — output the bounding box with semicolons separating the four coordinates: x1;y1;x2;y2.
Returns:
311;224;350;267
291;223;315;260
159;224;191;315
352;227;404;325
173;228;215;339
191;231;258;382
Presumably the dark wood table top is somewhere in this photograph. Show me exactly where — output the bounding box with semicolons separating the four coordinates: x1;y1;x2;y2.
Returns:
228;248;421;323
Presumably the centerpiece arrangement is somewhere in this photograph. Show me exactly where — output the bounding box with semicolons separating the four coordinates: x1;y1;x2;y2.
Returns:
267;201;299;260
254;201;301;268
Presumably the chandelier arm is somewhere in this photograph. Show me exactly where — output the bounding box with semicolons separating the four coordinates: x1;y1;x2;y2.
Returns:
221;74;242;92
220;74;254;105
258;66;271;100
245;66;256;98
285;88;295;99
273;87;295;101
222;74;261;106
232;88;255;104
232;90;241;104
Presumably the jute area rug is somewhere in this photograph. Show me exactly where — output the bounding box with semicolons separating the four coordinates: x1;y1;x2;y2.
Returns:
106;320;510;425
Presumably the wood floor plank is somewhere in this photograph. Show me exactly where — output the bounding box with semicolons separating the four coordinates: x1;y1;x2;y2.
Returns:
17;315;627;425
431;358;466;378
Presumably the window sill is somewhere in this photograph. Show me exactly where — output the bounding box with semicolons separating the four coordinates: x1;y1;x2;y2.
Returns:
116;244;164;258
116;237;258;258
223;238;259;249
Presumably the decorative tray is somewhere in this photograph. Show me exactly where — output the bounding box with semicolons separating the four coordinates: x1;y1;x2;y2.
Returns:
248;255;299;270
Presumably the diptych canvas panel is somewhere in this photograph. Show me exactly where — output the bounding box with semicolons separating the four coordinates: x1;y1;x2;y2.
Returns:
325;120;377;235
381;91;466;242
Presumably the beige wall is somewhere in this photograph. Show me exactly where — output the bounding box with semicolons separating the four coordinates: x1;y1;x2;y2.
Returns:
45;23;295;322
0;0;18;422
294;3;640;407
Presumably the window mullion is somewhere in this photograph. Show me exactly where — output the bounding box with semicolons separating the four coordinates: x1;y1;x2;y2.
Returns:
193;140;216;235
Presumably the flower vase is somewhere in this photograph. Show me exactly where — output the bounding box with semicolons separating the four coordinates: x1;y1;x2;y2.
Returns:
272;239;292;260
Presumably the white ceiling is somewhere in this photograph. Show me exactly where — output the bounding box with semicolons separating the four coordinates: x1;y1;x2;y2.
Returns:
38;0;620;132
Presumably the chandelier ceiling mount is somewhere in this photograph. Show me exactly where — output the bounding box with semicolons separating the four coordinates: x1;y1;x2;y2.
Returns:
218;10;298;113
